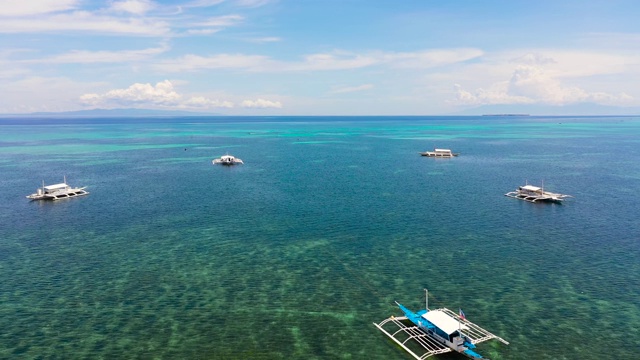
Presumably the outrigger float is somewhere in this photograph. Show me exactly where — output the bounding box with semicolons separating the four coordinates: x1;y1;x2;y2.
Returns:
374;290;508;360
505;181;571;203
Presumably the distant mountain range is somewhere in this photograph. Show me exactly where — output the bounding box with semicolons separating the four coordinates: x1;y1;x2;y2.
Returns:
1;108;221;117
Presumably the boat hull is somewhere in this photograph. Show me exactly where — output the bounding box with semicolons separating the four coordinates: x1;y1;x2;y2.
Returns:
505;186;570;203
212;160;243;165
420;152;459;157
212;155;244;165
27;189;89;201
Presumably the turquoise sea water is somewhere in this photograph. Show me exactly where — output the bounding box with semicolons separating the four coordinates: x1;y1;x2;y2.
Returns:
0;116;638;359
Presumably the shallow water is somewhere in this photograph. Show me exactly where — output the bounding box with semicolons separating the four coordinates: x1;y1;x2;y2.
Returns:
0;116;638;359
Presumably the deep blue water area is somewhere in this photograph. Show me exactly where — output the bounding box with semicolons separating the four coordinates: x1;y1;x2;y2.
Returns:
0;116;638;359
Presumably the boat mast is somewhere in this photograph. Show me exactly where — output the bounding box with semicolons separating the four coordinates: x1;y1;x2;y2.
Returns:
425;288;428;311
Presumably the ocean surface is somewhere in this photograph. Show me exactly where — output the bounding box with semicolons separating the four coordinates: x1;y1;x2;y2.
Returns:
0;115;638;360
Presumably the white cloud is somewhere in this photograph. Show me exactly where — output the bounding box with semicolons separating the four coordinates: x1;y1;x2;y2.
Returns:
247;36;282;43
81;80;181;105
28;44;169;64
294;53;378;71
197;14;243;27
439;49;640;99
508;66;634;105
109;0;156;15
330;84;374;94
155;54;271;72
187;29;221;35
0;49;32;78
156;48;482;73
0;63;30;79
0;76;104;113
234;0;272;8
494;49;640;80
80;80;234;109
509;53;556;66
383;48;483;69
0;11;170;36
0;0;79;16
453;65;634;106
578;32;640;50
453;83;532;106
241;99;282;108
185;0;226;8
183;96;234;108
508;66;578;104
187;14;243;35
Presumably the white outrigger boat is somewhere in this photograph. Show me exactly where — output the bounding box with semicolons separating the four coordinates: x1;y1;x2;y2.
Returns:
26;177;89;201
374;290;508;359
420;148;459;157
212;154;244;166
505;181;571;203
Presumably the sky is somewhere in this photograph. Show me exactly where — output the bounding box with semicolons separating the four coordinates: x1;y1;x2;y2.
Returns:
1;0;639;115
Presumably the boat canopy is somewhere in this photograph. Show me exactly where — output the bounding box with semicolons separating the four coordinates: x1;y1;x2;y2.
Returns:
422;310;467;335
521;185;541;191
44;183;68;191
434;149;452;153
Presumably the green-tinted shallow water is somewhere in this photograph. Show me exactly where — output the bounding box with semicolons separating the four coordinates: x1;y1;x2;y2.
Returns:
0;116;638;359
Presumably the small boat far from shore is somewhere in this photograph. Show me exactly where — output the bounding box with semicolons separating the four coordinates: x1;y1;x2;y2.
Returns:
420;148;459;157
212;154;244;165
505;182;571;203
26;177;89;201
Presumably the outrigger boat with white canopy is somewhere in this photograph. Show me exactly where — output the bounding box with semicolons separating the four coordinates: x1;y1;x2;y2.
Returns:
505;181;571;203
212;154;244;165
420;148;459;157
26;176;89;201
374;290;508;359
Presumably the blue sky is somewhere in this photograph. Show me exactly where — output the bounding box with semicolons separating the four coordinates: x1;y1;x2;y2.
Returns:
1;0;639;115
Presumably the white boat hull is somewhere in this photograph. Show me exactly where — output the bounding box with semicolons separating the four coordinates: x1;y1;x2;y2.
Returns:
27;187;89;201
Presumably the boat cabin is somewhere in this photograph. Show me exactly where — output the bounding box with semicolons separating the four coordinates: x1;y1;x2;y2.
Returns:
519;185;543;195
422;310;467;343
434;149;453;156
44;183;70;194
420;148;459;157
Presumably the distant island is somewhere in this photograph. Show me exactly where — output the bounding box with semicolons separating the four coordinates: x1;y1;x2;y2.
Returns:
482;114;530;116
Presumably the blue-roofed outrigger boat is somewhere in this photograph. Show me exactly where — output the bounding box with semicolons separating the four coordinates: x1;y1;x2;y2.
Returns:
374;290;508;359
